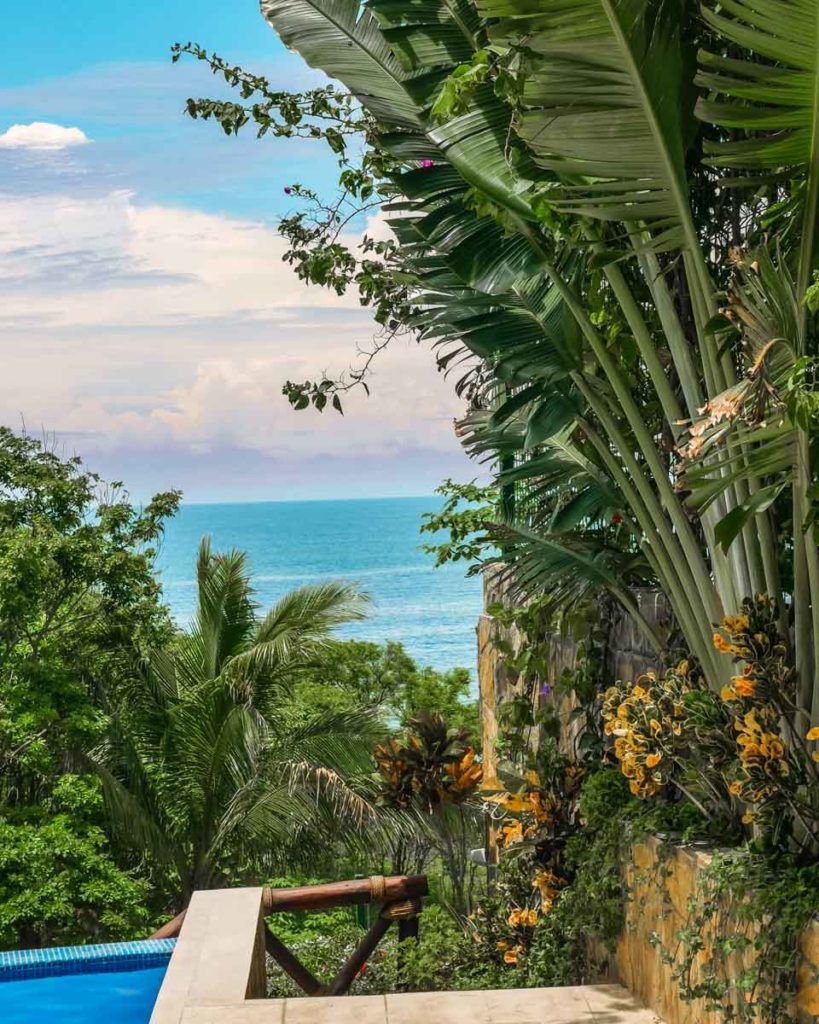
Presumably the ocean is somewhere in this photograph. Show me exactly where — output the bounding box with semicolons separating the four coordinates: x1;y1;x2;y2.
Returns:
154;496;483;675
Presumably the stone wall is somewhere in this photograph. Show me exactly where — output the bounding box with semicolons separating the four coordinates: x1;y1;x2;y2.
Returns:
618;838;819;1024
476;581;671;771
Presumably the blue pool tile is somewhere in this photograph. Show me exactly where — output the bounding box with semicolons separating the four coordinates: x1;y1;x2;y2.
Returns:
0;939;176;982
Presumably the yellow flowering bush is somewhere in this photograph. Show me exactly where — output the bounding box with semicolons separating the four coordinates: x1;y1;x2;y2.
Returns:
477;749;580;968
712;597;817;843
485;774;559;850
602;664;698;799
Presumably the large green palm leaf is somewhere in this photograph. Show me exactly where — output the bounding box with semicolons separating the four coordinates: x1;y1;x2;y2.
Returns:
697;0;819;299
477;0;697;252
366;0;481;72
260;0;425;127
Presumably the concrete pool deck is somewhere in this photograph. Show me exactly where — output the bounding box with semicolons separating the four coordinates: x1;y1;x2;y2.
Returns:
150;888;662;1024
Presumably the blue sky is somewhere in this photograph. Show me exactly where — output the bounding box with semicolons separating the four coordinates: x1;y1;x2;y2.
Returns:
0;1;473;502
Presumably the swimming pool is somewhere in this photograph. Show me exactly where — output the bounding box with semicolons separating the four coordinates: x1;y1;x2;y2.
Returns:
0;939;175;1024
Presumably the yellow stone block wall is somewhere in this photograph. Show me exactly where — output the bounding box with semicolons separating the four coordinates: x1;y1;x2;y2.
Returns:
616;837;819;1024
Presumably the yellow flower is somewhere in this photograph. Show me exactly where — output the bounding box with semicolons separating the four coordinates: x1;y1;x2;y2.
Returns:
728;781;743;796
507;909;524;928
806;727;819;742
496;940;509;951
677;659;690;675
722;615;749;633
742;810;755;825
500;820;523;845
649;718;662;736
499;793;533;813
721;685;736;703
733;677;755;697
632;685;647;700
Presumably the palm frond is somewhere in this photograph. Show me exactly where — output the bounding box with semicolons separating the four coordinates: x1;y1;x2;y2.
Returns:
260;0;425;127
697;0;819;296
230;582;370;698
478;0;697;250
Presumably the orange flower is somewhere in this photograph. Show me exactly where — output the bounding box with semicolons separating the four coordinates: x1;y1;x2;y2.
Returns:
645;752;663;769
500;820;523;845
733;678;756;698
713;632;731;652
503;949;518;965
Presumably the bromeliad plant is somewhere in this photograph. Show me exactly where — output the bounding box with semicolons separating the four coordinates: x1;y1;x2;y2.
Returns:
179;1;819;739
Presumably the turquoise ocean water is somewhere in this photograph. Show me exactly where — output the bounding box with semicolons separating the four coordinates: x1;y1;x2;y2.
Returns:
155;496;483;675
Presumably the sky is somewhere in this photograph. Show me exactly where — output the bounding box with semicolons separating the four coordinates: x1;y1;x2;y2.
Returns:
0;1;474;503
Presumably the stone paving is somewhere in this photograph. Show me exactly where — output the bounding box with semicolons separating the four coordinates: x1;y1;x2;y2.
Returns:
181;986;662;1023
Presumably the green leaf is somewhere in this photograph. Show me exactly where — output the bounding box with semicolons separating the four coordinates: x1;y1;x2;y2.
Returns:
477;0;698;251
524;395;577;447
714;484;785;554
260;0;423;129
697;0;819;299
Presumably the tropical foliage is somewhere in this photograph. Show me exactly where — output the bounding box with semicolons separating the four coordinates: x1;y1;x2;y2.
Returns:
95;538;380;908
176;0;819;730
0;430;179;948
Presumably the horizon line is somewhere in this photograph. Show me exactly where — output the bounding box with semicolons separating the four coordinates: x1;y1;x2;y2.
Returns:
176;493;441;508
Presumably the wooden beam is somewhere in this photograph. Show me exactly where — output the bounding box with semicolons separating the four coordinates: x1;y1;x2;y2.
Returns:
262;875;427;914
150;911;186;939
265;930;325;996
325;916;392;996
149;875;429;940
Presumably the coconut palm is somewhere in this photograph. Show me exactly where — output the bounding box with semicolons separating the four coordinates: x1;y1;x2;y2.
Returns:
94;538;378;908
258;0;819;720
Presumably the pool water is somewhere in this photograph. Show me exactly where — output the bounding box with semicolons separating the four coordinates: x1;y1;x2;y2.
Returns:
0;963;167;1023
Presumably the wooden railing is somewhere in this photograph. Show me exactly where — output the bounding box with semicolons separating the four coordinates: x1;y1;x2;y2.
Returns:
151;874;428;998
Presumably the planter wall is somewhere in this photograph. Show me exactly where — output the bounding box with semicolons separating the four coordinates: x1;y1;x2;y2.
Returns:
616;837;819;1024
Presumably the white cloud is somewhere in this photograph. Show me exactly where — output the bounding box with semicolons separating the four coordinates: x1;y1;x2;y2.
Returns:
0;189;473;497
0;121;91;151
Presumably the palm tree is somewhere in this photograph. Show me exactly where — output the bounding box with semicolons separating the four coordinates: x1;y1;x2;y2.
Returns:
94;538;378;908
258;0;819;721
